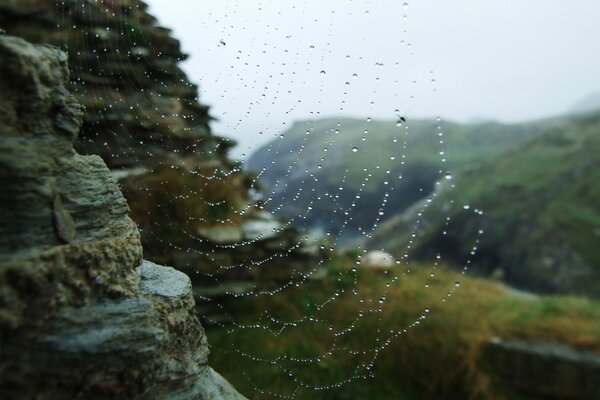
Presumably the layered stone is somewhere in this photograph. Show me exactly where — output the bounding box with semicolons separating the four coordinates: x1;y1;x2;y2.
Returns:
0;33;244;399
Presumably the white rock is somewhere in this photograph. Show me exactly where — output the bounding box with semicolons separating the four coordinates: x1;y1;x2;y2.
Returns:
362;251;395;268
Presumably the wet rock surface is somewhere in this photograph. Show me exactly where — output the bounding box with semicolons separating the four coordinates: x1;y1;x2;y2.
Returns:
0;34;244;399
0;0;325;323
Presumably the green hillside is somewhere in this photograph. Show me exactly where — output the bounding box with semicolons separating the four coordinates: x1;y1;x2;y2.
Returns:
208;255;600;399
246;117;546;238
369;111;600;297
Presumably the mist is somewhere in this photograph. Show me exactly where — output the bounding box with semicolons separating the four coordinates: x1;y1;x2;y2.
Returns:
145;0;600;158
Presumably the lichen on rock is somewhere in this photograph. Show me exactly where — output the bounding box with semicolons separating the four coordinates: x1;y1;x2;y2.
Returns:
0;34;245;399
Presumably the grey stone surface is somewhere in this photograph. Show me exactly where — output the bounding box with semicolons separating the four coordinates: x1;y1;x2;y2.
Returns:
0;35;83;140
5;263;246;399
242;219;284;241
0;34;245;400
164;367;247;400
139;259;192;298
296;232;323;256
0;0;325;328
0;34;143;331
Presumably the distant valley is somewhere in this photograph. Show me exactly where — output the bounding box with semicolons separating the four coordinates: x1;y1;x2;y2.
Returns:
247;111;600;297
246;116;548;242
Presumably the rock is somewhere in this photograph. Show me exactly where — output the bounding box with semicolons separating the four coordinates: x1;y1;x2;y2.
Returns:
197;225;243;244
138;259;192;298
296;232;325;256
166;367;247;400
0;35;83;140
9;260;246;399
362;250;395;269
110;166;148;181
52;193;77;243
0;35;142;330
242;219;284;241
482;337;600;399
248;210;278;221
0;34;245;399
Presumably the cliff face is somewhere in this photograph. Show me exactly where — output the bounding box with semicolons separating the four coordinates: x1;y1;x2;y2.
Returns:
0;33;244;399
0;0;323;322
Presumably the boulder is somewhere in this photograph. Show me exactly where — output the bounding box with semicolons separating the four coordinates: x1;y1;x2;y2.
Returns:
242;220;284;241
362;250;395;269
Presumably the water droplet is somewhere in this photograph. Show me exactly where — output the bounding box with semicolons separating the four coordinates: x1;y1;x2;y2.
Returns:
352;147;358;153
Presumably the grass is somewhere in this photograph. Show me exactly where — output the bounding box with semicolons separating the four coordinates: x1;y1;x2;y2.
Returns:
369;111;600;296
206;254;600;399
245;116;558;244
247;117;547;194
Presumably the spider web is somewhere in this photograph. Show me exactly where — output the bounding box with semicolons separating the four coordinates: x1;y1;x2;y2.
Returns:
5;0;484;397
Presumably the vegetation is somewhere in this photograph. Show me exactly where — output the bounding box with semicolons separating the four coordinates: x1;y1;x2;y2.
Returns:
124;164;248;248
245;116;548;241
247;111;600;296
371;111;600;296
208;254;600;399
248;117;546;194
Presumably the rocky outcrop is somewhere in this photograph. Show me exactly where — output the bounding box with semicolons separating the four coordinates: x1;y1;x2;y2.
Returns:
0;34;244;399
0;0;324;323
482;337;600;399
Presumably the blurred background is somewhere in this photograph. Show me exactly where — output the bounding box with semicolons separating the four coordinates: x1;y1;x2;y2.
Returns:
147;0;600;158
1;0;598;398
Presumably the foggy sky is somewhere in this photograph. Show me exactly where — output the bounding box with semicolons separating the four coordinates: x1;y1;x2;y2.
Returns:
145;0;600;158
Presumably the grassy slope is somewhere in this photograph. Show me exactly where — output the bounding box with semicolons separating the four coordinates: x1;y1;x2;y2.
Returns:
247;117;547;194
246;117;550;241
370;111;600;295
207;255;600;399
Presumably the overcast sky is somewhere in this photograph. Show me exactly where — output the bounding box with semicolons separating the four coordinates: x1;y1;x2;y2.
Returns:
145;0;600;158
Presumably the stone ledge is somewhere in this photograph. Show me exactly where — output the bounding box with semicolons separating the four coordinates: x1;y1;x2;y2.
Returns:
482;337;600;399
139;260;191;299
